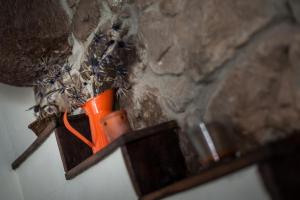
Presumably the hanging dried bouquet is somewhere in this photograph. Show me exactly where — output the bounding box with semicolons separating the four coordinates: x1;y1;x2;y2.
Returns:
30;20;136;121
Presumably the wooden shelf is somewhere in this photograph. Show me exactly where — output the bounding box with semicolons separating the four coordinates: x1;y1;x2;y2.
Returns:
121;122;186;196
141;149;269;200
63;120;185;182
141;133;300;200
12;120;57;170
12;112;300;200
55;114;93;172
12;111;187;194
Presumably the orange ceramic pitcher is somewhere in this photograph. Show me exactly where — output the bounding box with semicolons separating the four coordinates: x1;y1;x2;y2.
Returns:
63;89;114;153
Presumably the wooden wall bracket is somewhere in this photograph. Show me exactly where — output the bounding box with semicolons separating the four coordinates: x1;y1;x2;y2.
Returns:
11;119;57;170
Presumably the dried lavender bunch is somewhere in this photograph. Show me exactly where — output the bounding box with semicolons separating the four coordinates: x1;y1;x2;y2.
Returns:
31;61;87;119
30;20;136;120
82;20;135;98
30;57;65;118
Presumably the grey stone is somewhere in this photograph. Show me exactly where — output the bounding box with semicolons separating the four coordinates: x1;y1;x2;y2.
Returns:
174;0;288;82
139;0;288;80
161;76;197;113
136;0;156;10
72;0;101;41
67;0;79;9
107;0;134;12
204;23;300;144
289;36;300;88
159;0;185;17
140;8;185;75
120;86;167;129
288;0;300;23
130;0;294;130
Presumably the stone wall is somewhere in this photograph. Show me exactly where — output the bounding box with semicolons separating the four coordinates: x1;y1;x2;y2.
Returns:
124;0;300;144
1;0;300;166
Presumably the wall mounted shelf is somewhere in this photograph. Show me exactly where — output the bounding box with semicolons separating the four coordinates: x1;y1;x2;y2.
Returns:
142;133;300;200
11;120;57;170
55;114;187;196
11;113;300;200
55;114;93;172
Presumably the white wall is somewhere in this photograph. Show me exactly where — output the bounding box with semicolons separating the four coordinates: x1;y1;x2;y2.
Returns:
0;84;36;157
0;133;24;200
0;83;36;200
165;166;270;200
17;138;137;200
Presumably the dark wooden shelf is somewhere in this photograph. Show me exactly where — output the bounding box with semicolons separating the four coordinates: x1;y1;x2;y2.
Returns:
64;120;183;181
55;114;93;172
12;111;300;200
141;133;300;200
141;149;270;200
121;122;186;197
12;120;57;170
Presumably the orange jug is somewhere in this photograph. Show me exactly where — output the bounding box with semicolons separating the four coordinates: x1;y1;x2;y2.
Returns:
63;89;114;153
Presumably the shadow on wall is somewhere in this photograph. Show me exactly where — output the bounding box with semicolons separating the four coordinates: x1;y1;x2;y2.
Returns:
0;83;35;104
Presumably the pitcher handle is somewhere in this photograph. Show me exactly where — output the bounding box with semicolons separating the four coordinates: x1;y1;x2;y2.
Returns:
63;111;94;149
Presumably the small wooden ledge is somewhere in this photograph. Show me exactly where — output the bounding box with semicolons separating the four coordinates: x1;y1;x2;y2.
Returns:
11;114;300;200
11;120;57;170
141;133;300;200
141;149;270;200
65;121;179;180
